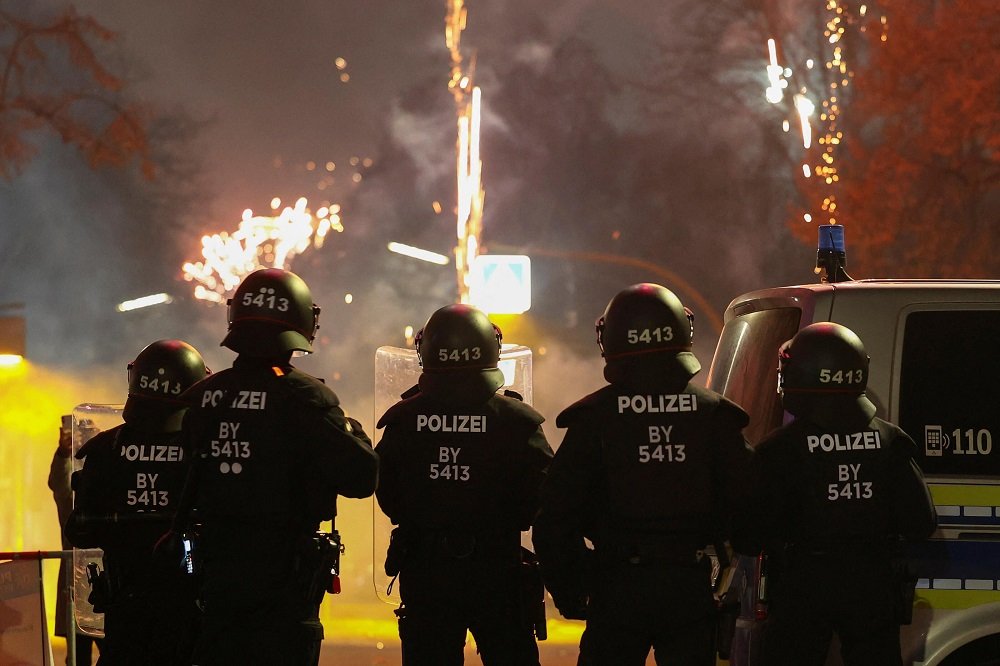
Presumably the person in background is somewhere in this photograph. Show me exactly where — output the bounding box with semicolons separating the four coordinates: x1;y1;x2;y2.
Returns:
66;340;209;665
375;304;553;665
49;416;102;665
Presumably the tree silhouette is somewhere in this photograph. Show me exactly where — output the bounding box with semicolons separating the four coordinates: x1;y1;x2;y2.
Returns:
838;0;1000;277
641;0;998;279
0;5;151;180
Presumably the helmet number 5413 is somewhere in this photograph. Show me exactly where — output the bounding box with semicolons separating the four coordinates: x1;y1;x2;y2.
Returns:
242;291;289;311
627;327;673;344
818;368;864;384
438;347;482;362
138;375;182;395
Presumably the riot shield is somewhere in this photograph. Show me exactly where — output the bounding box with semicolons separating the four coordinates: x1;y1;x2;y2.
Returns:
372;344;533;604
71;404;124;638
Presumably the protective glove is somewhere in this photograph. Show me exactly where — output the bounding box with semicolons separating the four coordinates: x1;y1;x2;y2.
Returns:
345;416;371;445
552;590;589;620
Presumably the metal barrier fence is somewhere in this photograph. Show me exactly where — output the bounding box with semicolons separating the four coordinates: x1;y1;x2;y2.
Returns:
0;549;78;666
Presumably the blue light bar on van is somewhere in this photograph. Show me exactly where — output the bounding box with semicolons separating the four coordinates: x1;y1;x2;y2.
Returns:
815;224;852;283
818;224;845;253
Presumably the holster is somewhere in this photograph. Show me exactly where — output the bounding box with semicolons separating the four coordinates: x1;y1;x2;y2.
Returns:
715;588;740;659
519;547;547;641
300;531;344;604
891;556;917;625
384;527;409;577
86;562;110;614
711;541;739;660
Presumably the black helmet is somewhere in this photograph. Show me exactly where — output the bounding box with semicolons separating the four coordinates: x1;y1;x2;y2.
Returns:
414;304;506;401
596;283;699;374
221;268;320;356
778;322;869;394
415;304;502;371
127;339;208;403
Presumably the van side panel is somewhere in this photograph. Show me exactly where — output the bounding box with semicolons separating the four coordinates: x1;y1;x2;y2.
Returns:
710;281;1000;666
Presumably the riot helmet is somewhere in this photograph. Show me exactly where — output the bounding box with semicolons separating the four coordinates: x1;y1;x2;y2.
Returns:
415;304;502;371
777;322;876;427
127;339;209;403
414;304;506;401
221;268;320;356
778;322;869;395
596;283;699;375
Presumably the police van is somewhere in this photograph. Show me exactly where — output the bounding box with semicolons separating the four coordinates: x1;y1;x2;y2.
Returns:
706;270;1000;665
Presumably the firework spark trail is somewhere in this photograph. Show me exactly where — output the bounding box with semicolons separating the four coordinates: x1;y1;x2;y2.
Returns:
448;0;484;304
764;1;888;228
182;197;343;303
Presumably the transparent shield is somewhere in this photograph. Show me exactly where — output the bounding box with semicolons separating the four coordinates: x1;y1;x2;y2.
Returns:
71;404;124;638
372;344;533;605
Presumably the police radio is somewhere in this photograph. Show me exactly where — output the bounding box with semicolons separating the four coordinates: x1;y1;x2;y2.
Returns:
306;531;345;598
182;535;195;575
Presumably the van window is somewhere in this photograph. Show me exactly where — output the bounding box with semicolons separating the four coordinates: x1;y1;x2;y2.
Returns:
707;307;801;447
900;310;1000;477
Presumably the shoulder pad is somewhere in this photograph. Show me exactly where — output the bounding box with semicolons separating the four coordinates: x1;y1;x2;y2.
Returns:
555;386;614;428
872;418;916;454
377;395;420;430
503;389;524;401
276;368;341;411
713;394;750;429
687;386;749;429
179;374;215;407
75;426;120;459
495;393;545;425
400;384;421;399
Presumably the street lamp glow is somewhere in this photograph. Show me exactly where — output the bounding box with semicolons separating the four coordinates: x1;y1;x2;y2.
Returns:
0;354;23;367
387;242;450;265
116;293;174;312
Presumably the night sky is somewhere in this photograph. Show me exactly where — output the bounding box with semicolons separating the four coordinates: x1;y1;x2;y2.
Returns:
2;0;814;417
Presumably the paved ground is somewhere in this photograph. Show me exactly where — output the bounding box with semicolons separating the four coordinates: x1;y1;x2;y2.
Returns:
51;639;659;665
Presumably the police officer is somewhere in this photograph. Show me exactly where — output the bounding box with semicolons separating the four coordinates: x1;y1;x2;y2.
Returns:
177;268;378;665
751;322;936;666
66;339;209;665
375;304;554;665
533;283;753;666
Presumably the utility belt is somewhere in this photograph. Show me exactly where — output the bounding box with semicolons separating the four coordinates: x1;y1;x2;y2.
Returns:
766;539;916;626
779;540;900;577
387;532;547;642
84;560;152;612
596;540;702;567
386;527;520;572
87;530;203;614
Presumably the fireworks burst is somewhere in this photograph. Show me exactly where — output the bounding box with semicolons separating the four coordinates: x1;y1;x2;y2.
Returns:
764;1;888;227
182;197;343;303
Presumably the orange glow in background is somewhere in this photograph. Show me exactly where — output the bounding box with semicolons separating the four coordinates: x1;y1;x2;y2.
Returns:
0;361;584;648
0;362;118;633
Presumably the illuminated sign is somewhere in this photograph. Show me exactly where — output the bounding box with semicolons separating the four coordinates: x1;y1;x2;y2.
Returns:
469;255;531;314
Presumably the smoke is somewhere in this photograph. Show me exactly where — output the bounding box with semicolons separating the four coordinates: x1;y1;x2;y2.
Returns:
4;0;818;647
